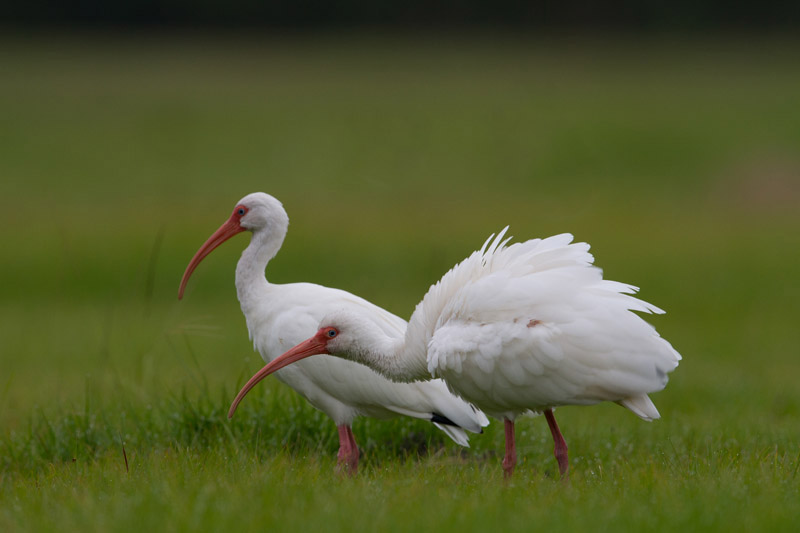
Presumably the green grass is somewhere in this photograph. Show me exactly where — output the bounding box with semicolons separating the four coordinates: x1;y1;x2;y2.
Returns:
1;32;799;531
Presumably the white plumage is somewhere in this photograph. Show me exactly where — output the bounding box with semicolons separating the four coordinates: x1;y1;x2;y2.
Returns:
241;226;681;477
179;193;488;474
420;229;678;422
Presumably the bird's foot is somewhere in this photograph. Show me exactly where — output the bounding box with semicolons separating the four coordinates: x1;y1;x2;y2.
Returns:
554;448;569;480
336;425;359;476
502;456;516;478
336;449;359;476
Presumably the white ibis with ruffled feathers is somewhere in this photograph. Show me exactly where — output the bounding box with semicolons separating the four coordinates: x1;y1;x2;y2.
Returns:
179;193;488;474
230;228;681;477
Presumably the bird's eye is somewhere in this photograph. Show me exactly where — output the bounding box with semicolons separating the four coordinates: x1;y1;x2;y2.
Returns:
327;329;337;338
236;207;247;216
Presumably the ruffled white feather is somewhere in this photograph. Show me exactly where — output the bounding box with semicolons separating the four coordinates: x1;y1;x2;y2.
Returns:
396;227;682;420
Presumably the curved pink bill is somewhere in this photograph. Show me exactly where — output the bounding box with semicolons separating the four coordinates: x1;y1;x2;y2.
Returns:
228;335;329;419
178;216;245;300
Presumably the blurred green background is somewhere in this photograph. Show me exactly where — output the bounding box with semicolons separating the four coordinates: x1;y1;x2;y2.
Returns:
1;21;799;531
2;33;798;412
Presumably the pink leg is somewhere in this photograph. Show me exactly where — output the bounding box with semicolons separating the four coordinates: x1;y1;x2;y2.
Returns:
346;426;358;467
502;418;517;478
544;409;569;477
336;425;359;475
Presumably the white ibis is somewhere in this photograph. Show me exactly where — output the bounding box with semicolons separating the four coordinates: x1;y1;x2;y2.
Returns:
230;228;681;477
179;193;488;474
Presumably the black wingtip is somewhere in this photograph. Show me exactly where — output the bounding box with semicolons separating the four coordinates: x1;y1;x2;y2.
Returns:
430;412;458;427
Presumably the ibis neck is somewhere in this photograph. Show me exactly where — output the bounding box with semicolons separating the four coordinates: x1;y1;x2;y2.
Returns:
343;329;430;383
235;228;284;306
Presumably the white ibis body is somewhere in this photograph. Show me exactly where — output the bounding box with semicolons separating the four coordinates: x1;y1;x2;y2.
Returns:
179;193;488;474
234;228;681;477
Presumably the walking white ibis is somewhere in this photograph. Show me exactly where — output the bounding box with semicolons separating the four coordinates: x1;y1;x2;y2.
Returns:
229;228;681;477
179;193;488;474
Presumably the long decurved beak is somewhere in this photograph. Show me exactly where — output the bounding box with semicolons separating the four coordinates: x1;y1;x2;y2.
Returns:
228;335;329;419
178;216;245;299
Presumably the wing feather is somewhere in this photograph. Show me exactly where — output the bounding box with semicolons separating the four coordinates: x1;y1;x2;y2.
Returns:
409;228;680;419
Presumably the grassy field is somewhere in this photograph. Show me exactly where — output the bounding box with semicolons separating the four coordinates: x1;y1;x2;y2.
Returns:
1;33;799;531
